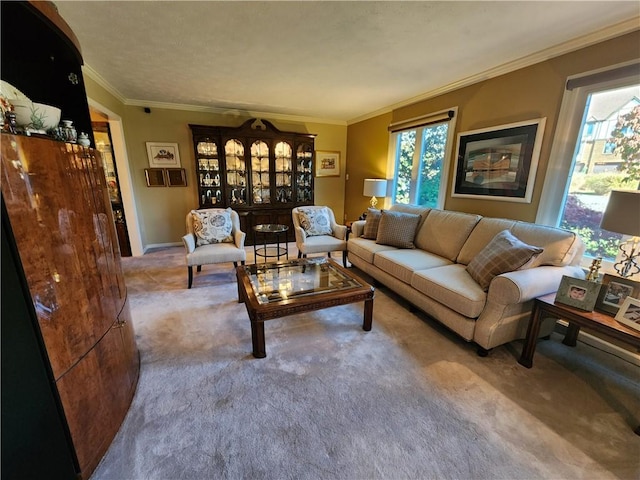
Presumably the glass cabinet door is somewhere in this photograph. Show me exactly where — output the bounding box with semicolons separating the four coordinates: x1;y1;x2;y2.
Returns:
274;141;292;203
296;143;313;202
251;140;271;204
225;139;246;205
196;138;222;207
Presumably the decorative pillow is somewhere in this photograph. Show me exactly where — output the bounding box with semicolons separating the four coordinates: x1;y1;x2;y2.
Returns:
375;210;421;248
298;207;333;236
362;208;382;239
191;208;234;246
466;230;543;290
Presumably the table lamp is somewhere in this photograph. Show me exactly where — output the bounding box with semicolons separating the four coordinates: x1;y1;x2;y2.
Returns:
599;189;640;278
363;179;388;209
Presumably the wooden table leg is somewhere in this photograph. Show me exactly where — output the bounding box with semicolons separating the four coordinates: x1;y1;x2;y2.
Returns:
562;322;580;346
518;301;543;368
251;319;266;358
363;298;373;331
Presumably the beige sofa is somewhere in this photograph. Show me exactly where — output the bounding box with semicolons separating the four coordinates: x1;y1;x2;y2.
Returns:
347;204;585;355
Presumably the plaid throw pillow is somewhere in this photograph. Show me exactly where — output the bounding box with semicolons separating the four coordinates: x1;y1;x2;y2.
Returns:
191;208;234;246
362;208;382;239
466;230;543;290
375;210;421;248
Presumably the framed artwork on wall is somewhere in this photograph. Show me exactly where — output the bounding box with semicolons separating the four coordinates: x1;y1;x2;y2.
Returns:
452;118;546;203
315;150;340;177
146;142;181;168
166;168;187;187
144;168;166;187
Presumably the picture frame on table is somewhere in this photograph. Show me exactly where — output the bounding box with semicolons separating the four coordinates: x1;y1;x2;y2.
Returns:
166;168;187;187
451;118;546;203
554;275;601;311
315;151;340;177
144;168;166;187
595;274;640;315
614;297;640;331
146;142;181;168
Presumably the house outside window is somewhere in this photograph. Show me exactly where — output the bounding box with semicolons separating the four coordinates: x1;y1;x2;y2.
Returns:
539;75;639;266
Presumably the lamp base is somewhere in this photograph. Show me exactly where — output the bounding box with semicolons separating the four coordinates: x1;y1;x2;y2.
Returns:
614;237;639;278
369;196;378;209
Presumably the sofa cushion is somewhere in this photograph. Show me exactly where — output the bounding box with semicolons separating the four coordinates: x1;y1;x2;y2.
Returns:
457;218;518;265
298;207;333;236
466;230;543;290
373;249;452;284
411;264;487;318
511;222;580;267
362;208;382;239
376;210;421;248
414;209;482;260
348;237;397;264
191;208;234;246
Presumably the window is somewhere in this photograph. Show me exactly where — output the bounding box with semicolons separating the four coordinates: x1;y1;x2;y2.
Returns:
537;63;639;267
388;108;457;208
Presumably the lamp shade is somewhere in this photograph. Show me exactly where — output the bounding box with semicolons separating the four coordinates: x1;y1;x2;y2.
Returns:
363;179;387;198
599;190;640;237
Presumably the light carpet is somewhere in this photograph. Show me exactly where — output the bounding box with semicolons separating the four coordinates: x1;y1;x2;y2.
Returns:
91;246;640;480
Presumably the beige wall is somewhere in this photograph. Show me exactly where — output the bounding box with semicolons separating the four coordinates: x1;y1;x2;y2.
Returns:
83;78;347;249
344;31;640;223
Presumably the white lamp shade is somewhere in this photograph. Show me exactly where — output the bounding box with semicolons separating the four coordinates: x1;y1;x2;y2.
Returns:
363;179;387;198
600;190;640;237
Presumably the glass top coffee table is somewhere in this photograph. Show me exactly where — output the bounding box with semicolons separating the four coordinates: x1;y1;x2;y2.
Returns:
236;258;374;358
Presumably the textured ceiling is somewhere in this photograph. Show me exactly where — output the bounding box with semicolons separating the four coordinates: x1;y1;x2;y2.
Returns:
53;1;639;123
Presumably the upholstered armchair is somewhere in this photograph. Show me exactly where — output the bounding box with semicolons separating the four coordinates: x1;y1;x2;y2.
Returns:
292;206;348;267
182;208;246;288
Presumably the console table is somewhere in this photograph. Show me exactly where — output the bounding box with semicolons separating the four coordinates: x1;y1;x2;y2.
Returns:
519;293;640;435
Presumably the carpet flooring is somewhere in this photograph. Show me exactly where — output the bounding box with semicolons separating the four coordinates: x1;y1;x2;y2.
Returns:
90;245;639;480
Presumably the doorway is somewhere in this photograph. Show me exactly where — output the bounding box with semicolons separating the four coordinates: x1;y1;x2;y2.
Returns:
91;114;132;256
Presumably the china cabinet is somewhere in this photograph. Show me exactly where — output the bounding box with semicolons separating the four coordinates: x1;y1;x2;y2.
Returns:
1;3;138;480
190;119;315;244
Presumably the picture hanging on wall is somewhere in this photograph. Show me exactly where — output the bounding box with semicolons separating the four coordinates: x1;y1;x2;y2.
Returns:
315;151;340;177
452;118;546;203
146;142;181;168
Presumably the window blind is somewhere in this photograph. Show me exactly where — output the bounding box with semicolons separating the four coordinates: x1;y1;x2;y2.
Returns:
388;110;455;132
566;62;640;91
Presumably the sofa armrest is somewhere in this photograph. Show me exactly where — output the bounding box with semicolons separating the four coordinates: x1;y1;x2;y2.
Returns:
488;265;586;305
351;220;366;238
332;224;347;240
182;233;196;254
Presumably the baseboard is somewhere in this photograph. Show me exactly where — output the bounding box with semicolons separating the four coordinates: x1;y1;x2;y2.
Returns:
556;320;640;367
143;242;182;253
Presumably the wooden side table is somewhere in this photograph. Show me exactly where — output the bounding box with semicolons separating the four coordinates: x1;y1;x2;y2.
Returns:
519;293;640;435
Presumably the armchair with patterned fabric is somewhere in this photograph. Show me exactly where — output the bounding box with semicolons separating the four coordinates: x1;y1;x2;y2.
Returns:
292;205;348;267
182;208;246;288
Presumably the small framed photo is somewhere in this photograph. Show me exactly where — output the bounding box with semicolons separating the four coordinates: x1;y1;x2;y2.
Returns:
554;275;601;311
144;168;166;187
315;150;340;177
614;297;640;331
146;142;181;168
166;168;187;187
595;274;640;315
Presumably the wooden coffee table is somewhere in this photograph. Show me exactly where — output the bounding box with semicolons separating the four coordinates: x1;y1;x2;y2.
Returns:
236;258;374;358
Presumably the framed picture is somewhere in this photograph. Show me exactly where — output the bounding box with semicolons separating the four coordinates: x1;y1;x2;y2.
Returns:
166;168;187;187
614;297;640;331
452;118;546;203
315;150;340;177
554;275;601;311
146;142;181;168
144;168;166;187
595;274;640;315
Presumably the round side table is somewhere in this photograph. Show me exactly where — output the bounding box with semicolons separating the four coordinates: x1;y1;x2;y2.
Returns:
253;224;289;262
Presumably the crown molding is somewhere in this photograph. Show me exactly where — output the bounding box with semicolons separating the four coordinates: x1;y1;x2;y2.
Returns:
82;64;127;104
347;18;640;125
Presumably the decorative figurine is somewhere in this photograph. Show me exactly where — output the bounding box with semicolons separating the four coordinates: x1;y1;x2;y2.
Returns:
586;257;602;282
